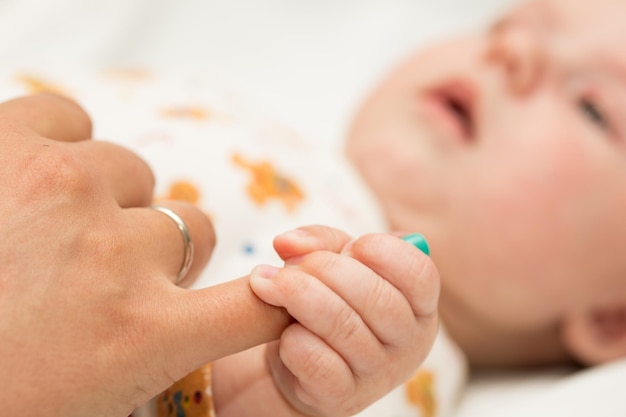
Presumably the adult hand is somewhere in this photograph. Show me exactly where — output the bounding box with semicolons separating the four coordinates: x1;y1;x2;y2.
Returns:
0;94;290;417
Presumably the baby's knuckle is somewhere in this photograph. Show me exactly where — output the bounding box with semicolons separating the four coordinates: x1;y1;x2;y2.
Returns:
324;384;357;412
279;268;314;298
300;347;336;382
300;250;340;276
349;233;381;256
330;306;361;343
368;275;397;313
406;257;440;310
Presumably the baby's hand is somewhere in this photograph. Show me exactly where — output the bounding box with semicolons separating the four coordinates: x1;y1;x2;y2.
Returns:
250;226;440;417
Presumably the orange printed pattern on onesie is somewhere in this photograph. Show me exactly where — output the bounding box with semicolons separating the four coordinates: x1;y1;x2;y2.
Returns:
232;152;304;212
405;369;437;417
157;363;215;417
164;181;202;205
154;180;216;221
104;68;152;81
15;73;67;96
161;106;211;120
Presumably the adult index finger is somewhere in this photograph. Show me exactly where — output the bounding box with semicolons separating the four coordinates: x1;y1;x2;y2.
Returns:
122;201;216;287
150;276;293;380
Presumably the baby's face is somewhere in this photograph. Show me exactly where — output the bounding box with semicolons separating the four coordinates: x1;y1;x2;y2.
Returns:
347;0;626;343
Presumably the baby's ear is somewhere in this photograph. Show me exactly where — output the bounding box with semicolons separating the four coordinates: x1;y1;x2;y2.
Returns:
561;305;626;366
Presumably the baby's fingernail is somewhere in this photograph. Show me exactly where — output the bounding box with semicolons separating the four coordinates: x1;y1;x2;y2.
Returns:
251;264;280;280
249;265;282;306
276;228;311;241
401;233;430;256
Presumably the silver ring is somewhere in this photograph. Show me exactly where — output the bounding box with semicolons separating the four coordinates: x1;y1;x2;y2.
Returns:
151;205;194;284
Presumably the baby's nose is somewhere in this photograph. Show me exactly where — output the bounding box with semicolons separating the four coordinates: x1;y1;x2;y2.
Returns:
485;21;545;95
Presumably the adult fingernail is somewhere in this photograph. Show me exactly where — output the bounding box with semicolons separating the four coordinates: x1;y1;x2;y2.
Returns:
401;233;430;256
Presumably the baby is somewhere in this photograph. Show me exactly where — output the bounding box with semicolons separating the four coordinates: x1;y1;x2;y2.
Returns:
213;0;626;415
2;0;625;416
148;0;626;415
349;0;626;369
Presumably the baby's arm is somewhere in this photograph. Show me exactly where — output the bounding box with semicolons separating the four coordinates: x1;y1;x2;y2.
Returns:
213;225;440;417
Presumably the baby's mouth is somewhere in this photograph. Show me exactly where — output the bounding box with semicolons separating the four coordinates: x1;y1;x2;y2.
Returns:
423;81;476;143
445;94;473;138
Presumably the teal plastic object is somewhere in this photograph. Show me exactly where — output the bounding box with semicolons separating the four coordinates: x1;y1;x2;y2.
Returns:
401;233;430;256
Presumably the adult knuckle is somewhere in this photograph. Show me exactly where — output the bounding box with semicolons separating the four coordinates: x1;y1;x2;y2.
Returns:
0;118;28;144
25;145;93;198
77;220;130;271
99;230;126;260
102;279;166;347
107;300;163;374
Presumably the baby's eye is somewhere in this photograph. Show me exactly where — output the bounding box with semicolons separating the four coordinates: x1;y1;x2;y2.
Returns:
579;98;611;131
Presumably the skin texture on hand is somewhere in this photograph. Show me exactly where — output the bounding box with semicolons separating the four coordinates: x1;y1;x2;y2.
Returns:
0;93;291;417
213;226;440;417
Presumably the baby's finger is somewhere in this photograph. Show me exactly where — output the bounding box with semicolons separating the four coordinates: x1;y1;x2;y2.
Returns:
271;324;357;415
250;263;387;374
347;233;440;318
0;93;92;142
273;225;353;261
278;249;423;358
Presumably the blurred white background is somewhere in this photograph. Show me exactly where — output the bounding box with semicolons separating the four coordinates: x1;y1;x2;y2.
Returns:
0;0;518;147
9;2;626;416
